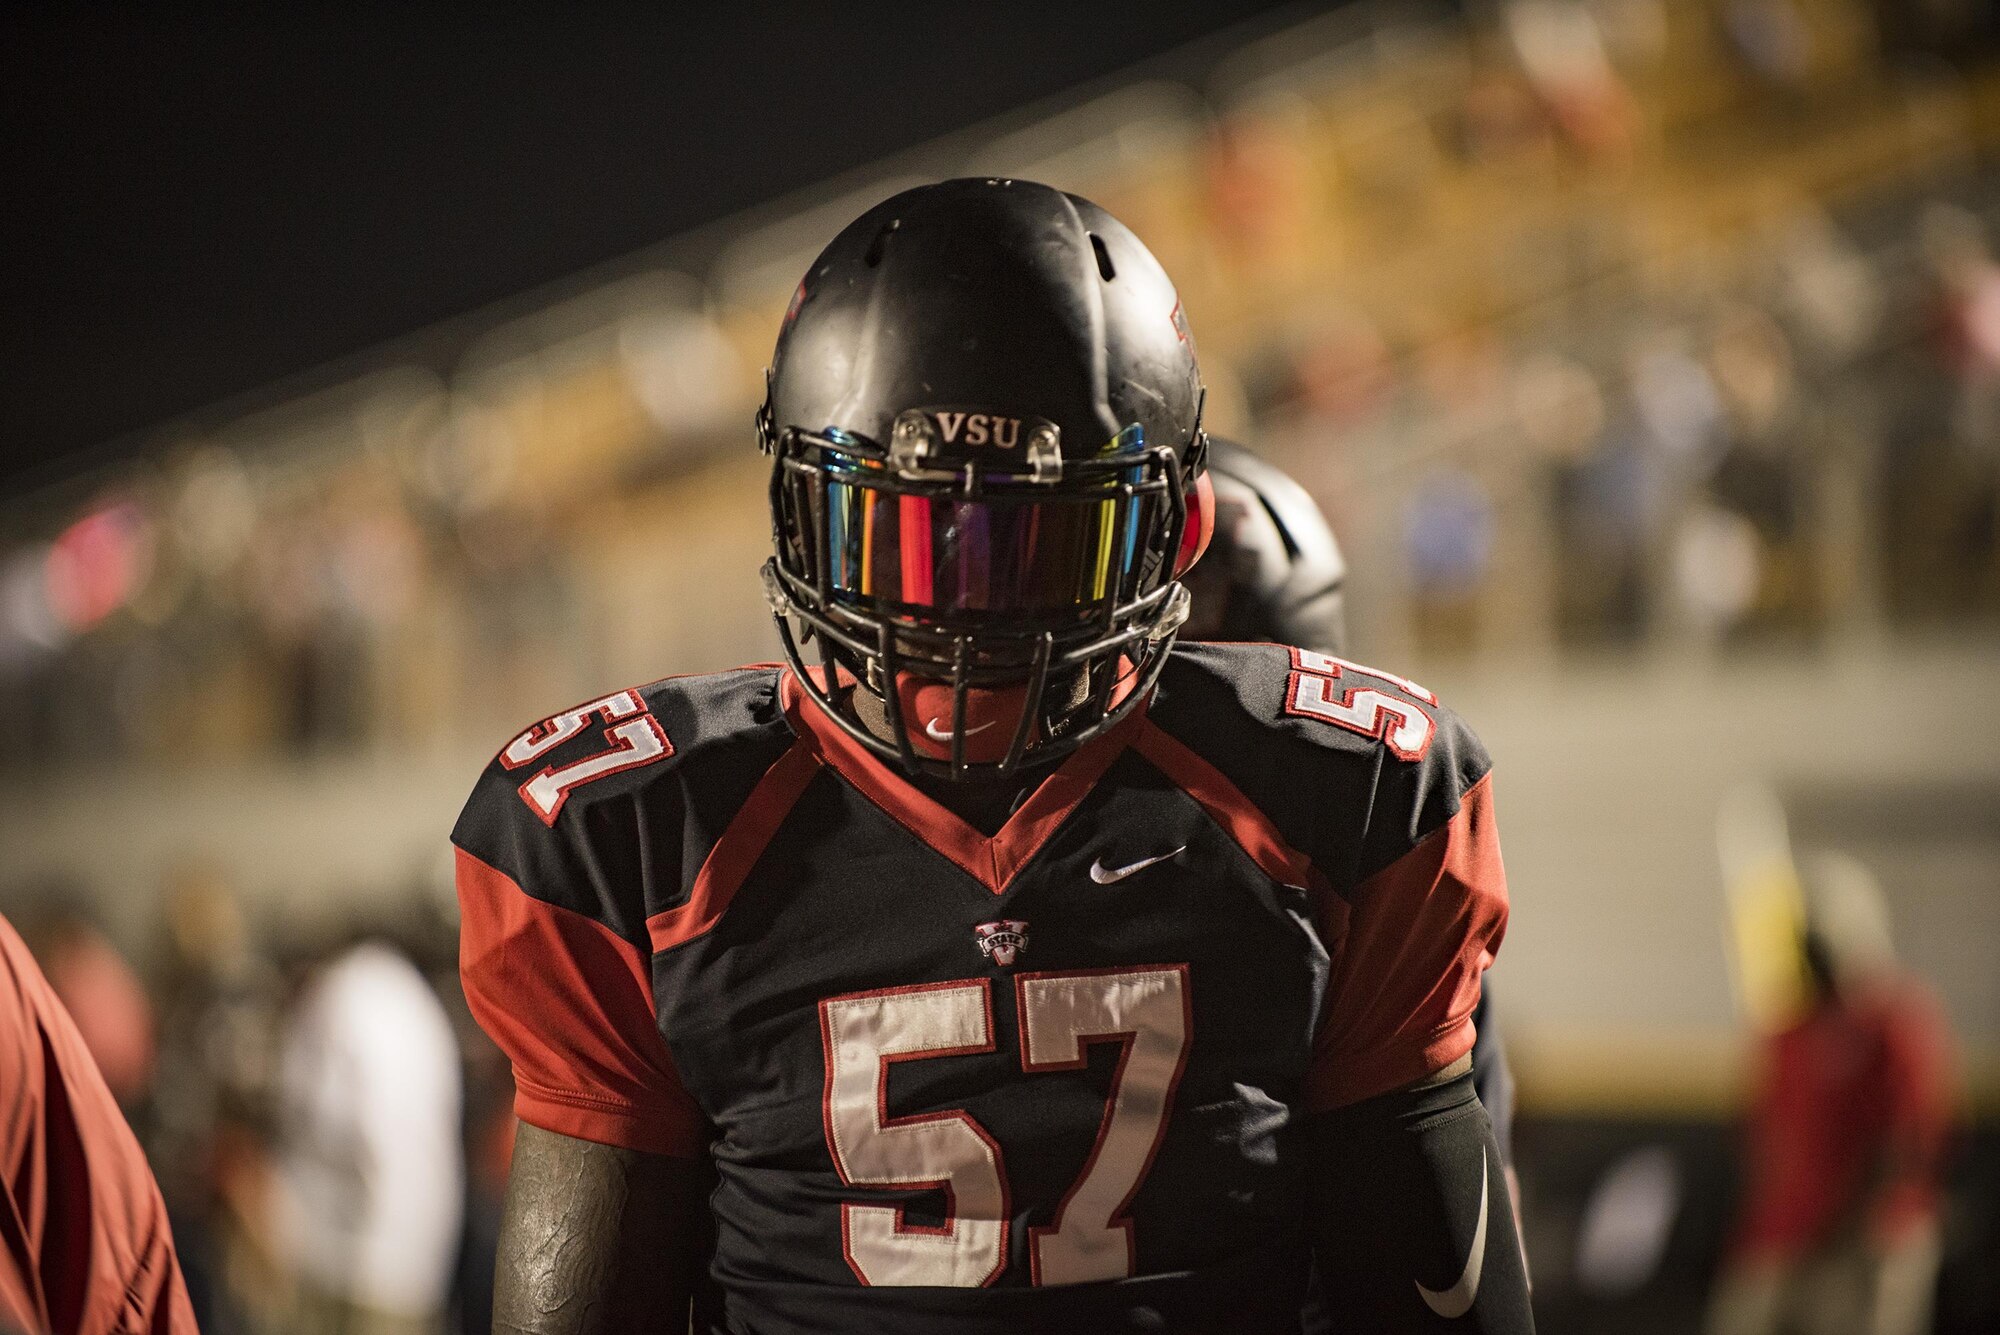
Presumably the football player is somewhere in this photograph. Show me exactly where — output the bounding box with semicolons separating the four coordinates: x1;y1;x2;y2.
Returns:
1186;437;1518;1160
1177;436;1349;657
456;179;1532;1333
1184;437;1523;1333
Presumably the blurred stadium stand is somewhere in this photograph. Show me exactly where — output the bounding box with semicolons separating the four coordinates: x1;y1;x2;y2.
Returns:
3;2;1999;1330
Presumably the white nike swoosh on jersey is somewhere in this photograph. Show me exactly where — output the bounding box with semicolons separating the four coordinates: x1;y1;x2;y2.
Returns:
1416;1148;1489;1319
923;717;997;743
1088;846;1186;884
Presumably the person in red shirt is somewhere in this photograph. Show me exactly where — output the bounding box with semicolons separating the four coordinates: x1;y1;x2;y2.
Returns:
1707;853;1960;1335
0;912;196;1335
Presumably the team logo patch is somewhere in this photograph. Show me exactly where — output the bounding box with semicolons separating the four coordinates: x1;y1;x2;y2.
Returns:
974;919;1029;967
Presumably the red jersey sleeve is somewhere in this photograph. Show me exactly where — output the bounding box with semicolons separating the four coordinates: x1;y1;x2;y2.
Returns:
1307;770;1509;1110
456;846;709;1158
0;914;197;1335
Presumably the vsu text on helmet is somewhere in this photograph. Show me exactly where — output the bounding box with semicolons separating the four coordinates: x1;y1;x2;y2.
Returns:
931;412;1021;448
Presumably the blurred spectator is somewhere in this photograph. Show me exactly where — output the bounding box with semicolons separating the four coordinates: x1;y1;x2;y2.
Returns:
1455;67;1551;166
1502;0;1636;159
1879;203;2000;623
1771;210;1883;368
272;938;463;1335
147;865;281;1335
1;912;196;1334
1524;353;1660;646
1919;204;2000;456
1706;854;1961;1335
1722;0;1815;94
1869;0;1994;60
1404;467;1496;656
1672;503;1765;637
1203;105;1318;285
1627;330;1725;470
1289;309;1396;434
1587;0;1669;67
1704;306;1821;640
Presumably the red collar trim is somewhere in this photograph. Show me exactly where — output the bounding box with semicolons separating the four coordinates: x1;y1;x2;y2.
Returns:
779;668;1148;895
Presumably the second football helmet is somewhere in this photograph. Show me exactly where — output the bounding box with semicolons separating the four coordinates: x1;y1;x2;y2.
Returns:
1179;437;1349;654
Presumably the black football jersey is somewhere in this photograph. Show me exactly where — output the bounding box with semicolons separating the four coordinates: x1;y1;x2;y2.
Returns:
454;642;1507;1335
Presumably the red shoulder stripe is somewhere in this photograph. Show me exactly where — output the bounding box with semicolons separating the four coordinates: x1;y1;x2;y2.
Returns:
1132;720;1326;894
648;738;822;952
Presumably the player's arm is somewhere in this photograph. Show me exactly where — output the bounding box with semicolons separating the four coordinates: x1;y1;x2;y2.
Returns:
1305;1060;1532;1332
460;833;716;1333
1304;703;1532;1330
453;709;714;1335
494;1125;712;1335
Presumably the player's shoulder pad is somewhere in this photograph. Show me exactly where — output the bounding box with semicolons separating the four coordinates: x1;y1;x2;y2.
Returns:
1152;642;1491;886
451;665;792;935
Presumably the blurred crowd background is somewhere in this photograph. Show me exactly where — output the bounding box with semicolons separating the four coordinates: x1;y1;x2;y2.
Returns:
3;1;1999;1331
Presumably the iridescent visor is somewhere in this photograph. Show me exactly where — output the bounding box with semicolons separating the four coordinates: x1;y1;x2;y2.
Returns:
811;464;1162;616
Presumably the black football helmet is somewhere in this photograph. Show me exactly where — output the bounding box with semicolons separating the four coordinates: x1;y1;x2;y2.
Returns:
760;178;1214;778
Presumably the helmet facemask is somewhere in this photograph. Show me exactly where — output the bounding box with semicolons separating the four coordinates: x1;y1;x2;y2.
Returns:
762;410;1198;779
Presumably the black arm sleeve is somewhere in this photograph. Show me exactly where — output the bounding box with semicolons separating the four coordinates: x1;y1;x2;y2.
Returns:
1307;1069;1534;1333
1469;988;1516;1168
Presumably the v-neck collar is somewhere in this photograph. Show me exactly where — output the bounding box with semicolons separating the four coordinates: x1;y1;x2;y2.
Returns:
777;667;1147;895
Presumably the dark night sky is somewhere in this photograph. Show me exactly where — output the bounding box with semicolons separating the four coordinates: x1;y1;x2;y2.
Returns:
0;3;1312;491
